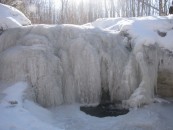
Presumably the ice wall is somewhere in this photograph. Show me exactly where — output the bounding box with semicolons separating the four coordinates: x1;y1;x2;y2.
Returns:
0;25;129;107
0;23;172;107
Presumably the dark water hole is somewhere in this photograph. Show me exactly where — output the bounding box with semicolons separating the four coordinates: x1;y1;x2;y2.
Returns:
80;103;129;118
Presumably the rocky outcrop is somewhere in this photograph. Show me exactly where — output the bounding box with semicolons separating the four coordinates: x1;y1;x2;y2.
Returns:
157;49;173;98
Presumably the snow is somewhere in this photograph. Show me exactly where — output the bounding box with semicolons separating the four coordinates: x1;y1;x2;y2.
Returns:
1;82;27;107
0;82;173;130
90;15;173;51
0;3;31;29
51;103;173;130
0;82;62;130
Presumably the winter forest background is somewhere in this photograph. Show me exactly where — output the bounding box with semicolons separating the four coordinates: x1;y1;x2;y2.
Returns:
0;0;172;24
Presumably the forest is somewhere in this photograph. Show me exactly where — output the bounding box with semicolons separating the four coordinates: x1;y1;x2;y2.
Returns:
0;0;172;24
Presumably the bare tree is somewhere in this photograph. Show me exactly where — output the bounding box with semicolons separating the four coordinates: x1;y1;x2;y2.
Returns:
1;0;172;24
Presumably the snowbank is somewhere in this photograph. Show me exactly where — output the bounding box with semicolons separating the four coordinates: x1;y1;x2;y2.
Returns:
0;3;31;29
90;16;173;51
0;82;61;130
0;16;173;108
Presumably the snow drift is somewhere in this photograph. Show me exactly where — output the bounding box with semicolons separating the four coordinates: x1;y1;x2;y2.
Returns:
0;82;61;130
0;3;31;29
0;16;173;108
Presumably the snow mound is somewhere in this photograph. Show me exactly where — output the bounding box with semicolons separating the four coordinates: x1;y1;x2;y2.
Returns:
90;16;173;51
0;3;31;29
0;82;61;130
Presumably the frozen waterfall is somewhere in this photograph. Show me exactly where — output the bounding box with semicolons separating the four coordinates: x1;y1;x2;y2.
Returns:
0;19;172;107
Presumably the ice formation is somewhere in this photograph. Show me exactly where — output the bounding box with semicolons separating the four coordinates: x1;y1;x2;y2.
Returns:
0;15;173;107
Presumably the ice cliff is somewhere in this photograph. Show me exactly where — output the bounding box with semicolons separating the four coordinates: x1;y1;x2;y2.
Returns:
0;15;173;107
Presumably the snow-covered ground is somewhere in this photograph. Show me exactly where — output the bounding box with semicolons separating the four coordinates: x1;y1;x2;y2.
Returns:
0;82;61;130
0;82;173;130
52;103;173;130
